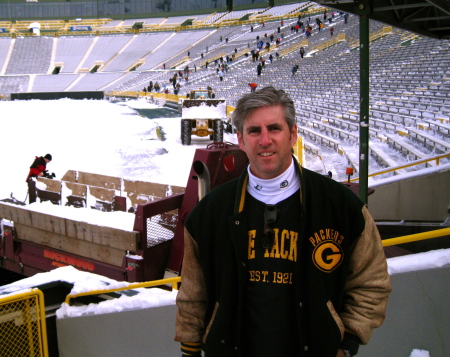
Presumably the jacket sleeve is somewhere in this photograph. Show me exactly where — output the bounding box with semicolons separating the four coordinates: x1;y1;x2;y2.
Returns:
340;205;392;346
29;166;45;177
175;227;207;344
27;158;46;180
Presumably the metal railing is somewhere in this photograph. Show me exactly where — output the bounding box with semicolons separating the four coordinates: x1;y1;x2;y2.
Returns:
64;276;181;305
349;26;393;49
0;289;49;357
382;227;450;247
347;152;450;182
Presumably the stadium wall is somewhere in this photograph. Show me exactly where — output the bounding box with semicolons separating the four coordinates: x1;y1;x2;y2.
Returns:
55;265;450;357
368;167;450;222
0;0;303;21
11;91;104;100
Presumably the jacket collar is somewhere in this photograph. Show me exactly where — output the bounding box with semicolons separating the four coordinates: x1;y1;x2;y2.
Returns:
234;157;305;214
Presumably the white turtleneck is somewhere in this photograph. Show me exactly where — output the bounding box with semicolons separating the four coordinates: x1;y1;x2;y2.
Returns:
247;159;300;205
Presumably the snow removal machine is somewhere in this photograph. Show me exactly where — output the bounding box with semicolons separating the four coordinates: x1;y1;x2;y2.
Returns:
179;89;228;145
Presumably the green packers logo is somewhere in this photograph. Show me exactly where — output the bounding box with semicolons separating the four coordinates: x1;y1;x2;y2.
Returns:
312;241;344;272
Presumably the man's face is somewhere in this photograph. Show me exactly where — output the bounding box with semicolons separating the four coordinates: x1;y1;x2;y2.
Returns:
237;105;297;180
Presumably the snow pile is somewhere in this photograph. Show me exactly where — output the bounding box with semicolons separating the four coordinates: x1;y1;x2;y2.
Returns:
0;265;126;298
409;349;431;357
181;101;227;119
387;248;450;275
23;200;136;231
0;265;177;319
56;288;177;318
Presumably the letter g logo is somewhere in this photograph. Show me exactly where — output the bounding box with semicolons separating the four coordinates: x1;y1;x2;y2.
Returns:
312;241;343;272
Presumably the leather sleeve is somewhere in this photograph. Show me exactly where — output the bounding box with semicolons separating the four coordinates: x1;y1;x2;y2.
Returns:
175;227;207;343
340;206;392;345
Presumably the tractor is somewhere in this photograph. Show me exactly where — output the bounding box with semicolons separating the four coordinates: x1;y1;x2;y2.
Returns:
179;89;227;145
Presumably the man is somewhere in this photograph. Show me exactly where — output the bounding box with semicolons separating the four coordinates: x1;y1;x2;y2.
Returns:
218;69;224;82
175;87;391;357
248;82;258;93
257;62;262;76
300;46;306;59
26;153;52;204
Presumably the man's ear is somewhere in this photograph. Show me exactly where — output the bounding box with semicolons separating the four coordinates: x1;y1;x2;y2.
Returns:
290;123;298;146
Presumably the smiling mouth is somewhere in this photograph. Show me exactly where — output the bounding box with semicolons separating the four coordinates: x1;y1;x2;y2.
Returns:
259;152;275;157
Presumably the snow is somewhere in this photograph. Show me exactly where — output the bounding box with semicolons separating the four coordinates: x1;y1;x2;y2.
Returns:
0;98;237;231
181;101;227;119
0;265;177;318
1;98;227;199
409;349;431;357
369;160;450;187
387;248;450;275
24;200;136;231
1;98;449;319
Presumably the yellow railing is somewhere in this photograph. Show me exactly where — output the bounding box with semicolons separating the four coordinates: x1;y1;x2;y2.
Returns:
310;33;346;54
200;52;226;67
0;289;49;357
348;152;450;182
64;276;181;305
350;26;393;48
293;135;305;166
280;39;308;57
400;32;419;43
382;227;450;247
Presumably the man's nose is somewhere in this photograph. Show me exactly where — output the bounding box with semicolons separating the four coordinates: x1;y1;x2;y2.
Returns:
260;128;271;146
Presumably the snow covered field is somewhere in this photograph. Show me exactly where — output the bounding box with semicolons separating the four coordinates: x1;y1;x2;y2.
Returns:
1;98;206;201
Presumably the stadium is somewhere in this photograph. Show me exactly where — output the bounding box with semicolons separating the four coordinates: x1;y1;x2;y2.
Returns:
0;1;449;356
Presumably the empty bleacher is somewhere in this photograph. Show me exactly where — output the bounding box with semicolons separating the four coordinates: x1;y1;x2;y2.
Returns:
5;36;53;75
104;32;175;72
32;74;78;92
78;35;132;71
55;36;96;73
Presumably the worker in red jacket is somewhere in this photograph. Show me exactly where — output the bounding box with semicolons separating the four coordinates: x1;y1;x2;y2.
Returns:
248;82;258;92
26;153;52;204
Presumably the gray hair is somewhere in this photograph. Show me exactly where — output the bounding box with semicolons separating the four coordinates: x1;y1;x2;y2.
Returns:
232;86;296;133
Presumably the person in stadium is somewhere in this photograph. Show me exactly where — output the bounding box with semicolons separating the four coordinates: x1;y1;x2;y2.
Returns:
256;62;262;76
218;69;224;81
300;46;306;59
248;82;258;92
26;153;52;204
175;86;391;357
